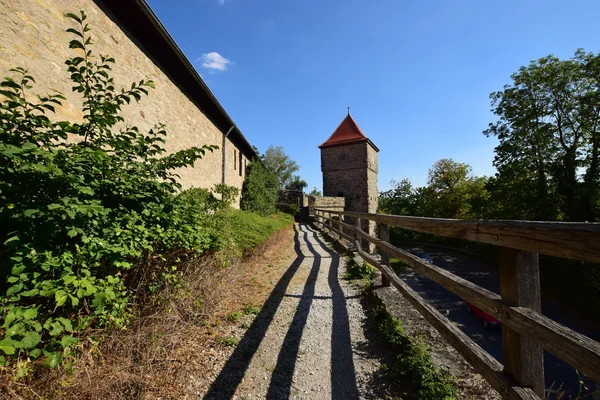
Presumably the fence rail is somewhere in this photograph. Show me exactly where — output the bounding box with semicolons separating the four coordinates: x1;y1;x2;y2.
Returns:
313;208;600;400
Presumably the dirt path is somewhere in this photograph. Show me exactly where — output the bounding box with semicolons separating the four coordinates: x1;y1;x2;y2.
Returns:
199;223;393;400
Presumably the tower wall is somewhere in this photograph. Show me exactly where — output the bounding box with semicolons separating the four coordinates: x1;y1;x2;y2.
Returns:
321;141;378;214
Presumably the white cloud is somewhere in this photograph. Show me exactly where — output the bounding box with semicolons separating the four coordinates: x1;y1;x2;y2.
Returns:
217;0;226;4
198;52;233;72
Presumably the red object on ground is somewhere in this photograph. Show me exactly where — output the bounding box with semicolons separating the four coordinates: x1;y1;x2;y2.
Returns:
468;303;501;329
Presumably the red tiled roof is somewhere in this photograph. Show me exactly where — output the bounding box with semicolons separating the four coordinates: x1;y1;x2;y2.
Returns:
318;114;369;148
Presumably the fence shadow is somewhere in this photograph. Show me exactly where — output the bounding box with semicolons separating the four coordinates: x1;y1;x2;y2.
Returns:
203;224;306;399
204;223;361;399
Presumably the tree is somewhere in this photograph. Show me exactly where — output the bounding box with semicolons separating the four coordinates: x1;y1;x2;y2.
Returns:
285;175;308;191
308;187;322;196
240;161;279;215
485;50;600;221
379;179;418;215
424;159;489;219
261;145;299;189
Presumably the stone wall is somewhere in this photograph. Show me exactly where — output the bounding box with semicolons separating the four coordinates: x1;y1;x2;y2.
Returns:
277;190;303;207
320;141;378;214
0;0;249;206
307;195;345;216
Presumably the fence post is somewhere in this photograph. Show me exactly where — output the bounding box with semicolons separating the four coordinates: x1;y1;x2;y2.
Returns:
499;247;544;397
378;223;391;287
355;216;362;251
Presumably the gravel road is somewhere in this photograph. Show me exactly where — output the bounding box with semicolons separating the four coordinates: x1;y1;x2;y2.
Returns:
202;224;394;400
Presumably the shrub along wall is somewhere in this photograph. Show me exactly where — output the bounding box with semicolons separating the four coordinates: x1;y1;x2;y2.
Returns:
0;11;292;377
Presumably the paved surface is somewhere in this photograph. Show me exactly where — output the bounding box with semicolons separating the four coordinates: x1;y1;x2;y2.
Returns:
395;244;600;399
203;224;394;399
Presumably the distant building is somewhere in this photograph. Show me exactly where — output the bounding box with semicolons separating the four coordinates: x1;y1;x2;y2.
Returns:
319;112;379;238
0;0;256;206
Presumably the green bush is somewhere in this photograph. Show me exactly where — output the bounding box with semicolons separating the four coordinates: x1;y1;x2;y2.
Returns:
0;11;217;370
240;161;278;215
374;307;457;399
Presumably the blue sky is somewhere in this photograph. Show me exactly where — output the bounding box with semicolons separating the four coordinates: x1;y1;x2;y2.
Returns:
146;0;600;192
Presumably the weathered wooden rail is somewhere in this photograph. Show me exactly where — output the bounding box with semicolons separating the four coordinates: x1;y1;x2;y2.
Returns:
313;208;600;400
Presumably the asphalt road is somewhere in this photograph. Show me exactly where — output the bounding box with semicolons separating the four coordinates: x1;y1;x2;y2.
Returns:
394;244;600;399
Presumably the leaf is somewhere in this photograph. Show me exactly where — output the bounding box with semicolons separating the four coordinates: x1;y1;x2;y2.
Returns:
60;335;78;348
21;331;41;348
0;355;5;366
67;229;78;238
48;203;62;210
57;317;73;332
64;12;82;23
23;209;39;217
6;283;23;296
20;289;39;297
55;290;68;307
48;322;64;336
3;236;19;246
29;348;41;359
22;308;38;320
44;352;62;368
78;186;95;195
0;341;15;355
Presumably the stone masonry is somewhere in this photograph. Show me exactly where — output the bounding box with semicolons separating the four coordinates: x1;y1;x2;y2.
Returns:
0;0;251;206
319;114;379;246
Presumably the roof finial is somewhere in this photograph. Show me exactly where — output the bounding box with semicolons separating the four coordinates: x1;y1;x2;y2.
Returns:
347;106;350;116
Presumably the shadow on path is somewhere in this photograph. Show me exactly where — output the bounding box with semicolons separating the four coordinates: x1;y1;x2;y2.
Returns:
311;227;359;400
204;223;359;399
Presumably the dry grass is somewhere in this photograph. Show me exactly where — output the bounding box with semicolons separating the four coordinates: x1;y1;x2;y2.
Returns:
0;226;297;400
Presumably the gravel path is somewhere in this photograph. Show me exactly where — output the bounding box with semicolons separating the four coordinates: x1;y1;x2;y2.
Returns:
202;223;393;400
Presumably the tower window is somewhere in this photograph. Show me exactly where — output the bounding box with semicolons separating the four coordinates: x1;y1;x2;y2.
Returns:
234;149;237;170
239;152;243;176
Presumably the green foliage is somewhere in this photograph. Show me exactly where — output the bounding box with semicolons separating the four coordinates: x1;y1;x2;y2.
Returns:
215;336;238;347
308;187;322;196
0;11;217;369
374;307;457;400
242;304;260;315
379;160;489;220
485;50;600;222
280;203;299;216
261;145;300;189
285;175;307;191
241;161;279;215
344;257;375;280
226;311;241;322
217;210;293;255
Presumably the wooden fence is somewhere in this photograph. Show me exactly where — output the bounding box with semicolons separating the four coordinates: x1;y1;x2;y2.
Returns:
313;208;600;400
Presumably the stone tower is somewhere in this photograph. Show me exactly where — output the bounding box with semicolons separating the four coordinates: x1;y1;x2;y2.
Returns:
319;112;379;236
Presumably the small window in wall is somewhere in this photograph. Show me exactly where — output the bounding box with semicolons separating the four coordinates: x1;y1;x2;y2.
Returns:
234;149;237;170
239;152;243;177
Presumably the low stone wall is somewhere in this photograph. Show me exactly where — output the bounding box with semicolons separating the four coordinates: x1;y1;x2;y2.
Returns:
307;195;345;216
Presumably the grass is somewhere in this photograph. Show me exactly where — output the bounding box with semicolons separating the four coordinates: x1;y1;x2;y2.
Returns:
215;336;239;347
218;210;294;254
242;304;260;315
226;311;241;323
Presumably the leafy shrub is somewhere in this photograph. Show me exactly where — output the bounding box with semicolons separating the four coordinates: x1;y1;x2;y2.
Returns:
344;257;375;280
0;11;217;369
240;161;278;215
374;307;457;399
279;203;299;216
